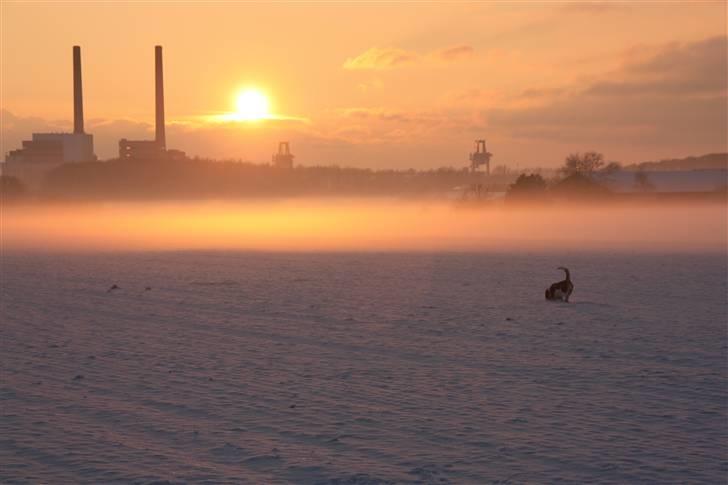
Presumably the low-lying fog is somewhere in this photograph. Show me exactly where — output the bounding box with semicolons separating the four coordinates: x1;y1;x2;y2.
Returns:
2;199;725;252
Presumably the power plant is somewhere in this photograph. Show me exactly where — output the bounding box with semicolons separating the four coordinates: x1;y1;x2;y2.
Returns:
119;46;184;161
4;46;96;186
3;45;185;188
3;46;500;195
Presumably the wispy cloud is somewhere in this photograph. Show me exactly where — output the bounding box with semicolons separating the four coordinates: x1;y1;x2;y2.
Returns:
487;36;728;152
585;36;727;97
561;1;628;14
431;45;474;62
344;45;475;70
202;113;309;124
343;47;419;70
357;78;384;92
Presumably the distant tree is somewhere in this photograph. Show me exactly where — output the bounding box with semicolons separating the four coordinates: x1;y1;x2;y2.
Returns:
40;158;518;200
0;175;26;202
560;151;605;177
550;172;612;200
602;161;622;175
506;173;547;203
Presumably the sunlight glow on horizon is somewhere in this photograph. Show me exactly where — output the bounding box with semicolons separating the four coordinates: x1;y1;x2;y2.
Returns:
2;4;725;166
199;87;308;125
235;89;270;121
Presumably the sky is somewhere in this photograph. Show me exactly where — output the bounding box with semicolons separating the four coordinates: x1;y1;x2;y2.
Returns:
1;2;726;169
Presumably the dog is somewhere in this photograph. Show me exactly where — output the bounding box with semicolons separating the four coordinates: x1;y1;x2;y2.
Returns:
545;267;573;302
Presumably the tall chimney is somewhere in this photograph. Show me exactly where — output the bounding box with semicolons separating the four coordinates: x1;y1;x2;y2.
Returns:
73;46;84;134
155;45;166;149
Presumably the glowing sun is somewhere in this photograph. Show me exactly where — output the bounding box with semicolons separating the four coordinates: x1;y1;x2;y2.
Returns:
235;89;270;121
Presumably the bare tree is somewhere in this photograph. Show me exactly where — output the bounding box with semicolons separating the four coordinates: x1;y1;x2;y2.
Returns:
560;151;605;177
602;161;622;175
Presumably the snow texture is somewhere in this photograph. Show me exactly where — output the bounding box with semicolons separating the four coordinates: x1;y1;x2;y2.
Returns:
1;251;726;484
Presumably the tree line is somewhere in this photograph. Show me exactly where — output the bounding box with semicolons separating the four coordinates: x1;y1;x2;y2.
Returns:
1;158;518;201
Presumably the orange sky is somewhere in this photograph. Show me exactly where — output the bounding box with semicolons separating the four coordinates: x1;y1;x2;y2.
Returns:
1;2;726;168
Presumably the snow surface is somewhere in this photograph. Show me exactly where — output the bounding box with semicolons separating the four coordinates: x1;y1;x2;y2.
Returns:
1;251;726;484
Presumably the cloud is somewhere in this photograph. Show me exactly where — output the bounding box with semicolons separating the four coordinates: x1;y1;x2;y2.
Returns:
339;107;451;128
7;98;454;171
1;110;70;151
341;108;416;123
585;36;727;97
519;87;567;99
344;45;475;70
344;47;418;70
561;2;628;14
202;113;309;124
1;107;468;168
357;78;384;92
431;45;474;62
6;37;725;168
486;36;728;156
1;110;159;161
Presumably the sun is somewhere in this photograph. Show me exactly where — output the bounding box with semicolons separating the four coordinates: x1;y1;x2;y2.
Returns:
235;89;270;121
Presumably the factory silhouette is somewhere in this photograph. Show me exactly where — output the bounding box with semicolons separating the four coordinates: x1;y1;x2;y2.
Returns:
5;47;97;186
4;46;305;190
4;45;501;200
7;46;185;179
3;46;724;203
118;46;185;162
2;45;510;200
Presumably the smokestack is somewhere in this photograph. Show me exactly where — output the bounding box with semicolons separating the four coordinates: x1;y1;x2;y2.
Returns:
73;46;84;134
155;45;166;149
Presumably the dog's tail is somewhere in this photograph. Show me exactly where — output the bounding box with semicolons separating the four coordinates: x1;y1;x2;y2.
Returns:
557;266;571;281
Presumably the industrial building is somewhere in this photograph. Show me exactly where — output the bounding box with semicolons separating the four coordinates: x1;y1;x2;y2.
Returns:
4;46;95;187
3;44;184;189
469;139;492;174
119;46;184;161
272;142;294;169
